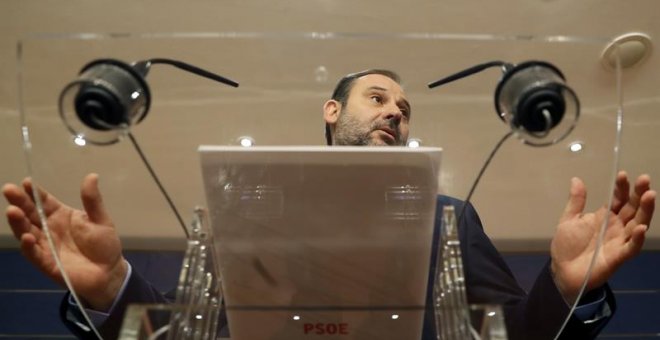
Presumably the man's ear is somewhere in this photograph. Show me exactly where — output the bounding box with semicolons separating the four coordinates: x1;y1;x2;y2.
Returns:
323;99;340;125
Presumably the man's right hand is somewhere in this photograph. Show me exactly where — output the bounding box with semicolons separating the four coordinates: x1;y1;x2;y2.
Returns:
3;173;127;311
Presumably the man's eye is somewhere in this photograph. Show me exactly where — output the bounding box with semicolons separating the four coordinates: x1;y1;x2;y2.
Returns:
370;96;383;104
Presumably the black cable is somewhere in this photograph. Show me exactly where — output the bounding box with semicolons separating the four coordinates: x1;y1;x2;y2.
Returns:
128;132;190;239
428;61;511;89
456;131;514;228
148;58;239;88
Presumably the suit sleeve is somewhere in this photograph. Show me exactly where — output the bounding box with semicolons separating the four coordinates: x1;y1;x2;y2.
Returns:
60;268;170;340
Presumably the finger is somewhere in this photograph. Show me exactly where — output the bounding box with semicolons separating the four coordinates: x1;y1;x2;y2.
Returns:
632;190;656;229
561;177;587;222
625;224;647;260
81;173;111;225
3;182;35;211
3;182;41;226
22;178;63;216
619;174;652;224
610;171;629;213
6;205;40;240
19;233;40;263
634;174;652;200
18;233;58;282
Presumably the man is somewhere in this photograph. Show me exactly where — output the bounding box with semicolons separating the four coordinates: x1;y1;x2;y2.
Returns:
3;69;656;339
326;70;655;338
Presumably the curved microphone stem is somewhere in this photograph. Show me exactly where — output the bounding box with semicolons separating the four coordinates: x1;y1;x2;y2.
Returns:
428;61;513;89
125;58;239;240
128;131;190;239
134;58;240;88
456;131;514;229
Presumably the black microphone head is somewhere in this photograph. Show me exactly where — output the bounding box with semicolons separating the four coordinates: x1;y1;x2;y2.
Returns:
514;87;566;133
74;84;126;131
58;59;150;145
495;61;579;146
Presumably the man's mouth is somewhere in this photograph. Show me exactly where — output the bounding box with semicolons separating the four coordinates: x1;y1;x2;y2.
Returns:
376;127;397;142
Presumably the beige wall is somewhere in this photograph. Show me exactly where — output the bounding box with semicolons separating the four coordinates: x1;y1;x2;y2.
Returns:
2;0;660;251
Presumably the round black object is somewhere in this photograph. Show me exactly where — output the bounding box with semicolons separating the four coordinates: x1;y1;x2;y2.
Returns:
74;85;126;131
514;87;565;132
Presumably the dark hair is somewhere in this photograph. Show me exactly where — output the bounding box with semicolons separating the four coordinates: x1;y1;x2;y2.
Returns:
325;69;401;145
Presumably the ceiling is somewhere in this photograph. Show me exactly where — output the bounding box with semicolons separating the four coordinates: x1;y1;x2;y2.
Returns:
1;0;660;252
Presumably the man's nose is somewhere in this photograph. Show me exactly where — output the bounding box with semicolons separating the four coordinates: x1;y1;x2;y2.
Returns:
384;106;403;125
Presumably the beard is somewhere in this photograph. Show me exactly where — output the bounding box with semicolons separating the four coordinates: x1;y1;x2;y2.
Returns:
333;109;404;146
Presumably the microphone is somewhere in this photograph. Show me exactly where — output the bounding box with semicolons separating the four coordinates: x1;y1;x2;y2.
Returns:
494;61;579;144
59;58;238;145
428;60;579;146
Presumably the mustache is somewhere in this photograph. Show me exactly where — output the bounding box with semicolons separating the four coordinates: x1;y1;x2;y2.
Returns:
372;120;400;140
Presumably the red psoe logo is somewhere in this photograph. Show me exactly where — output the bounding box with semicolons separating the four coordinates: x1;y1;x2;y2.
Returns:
303;323;349;335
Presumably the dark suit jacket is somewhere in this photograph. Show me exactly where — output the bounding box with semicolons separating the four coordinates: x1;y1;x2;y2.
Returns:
62;195;614;339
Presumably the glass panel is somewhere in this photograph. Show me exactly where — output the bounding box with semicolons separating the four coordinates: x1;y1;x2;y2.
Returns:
14;32;628;339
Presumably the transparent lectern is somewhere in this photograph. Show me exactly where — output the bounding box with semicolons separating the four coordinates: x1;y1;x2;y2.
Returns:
120;146;506;340
12;30;634;340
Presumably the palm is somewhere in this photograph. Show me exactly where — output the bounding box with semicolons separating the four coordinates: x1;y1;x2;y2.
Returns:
36;204;121;290
553;208;633;293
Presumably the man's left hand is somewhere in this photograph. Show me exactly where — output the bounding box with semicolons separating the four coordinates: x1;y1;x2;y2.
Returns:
551;171;655;304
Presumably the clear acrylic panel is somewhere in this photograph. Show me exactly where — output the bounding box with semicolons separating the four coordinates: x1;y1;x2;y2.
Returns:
119;304;223;340
15;32;630;339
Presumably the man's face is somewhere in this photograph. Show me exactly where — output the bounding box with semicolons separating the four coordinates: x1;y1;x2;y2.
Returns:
327;74;411;146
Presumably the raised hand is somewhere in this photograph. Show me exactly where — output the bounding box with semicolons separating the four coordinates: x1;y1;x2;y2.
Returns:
3;173;127;311
551;171;656;304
